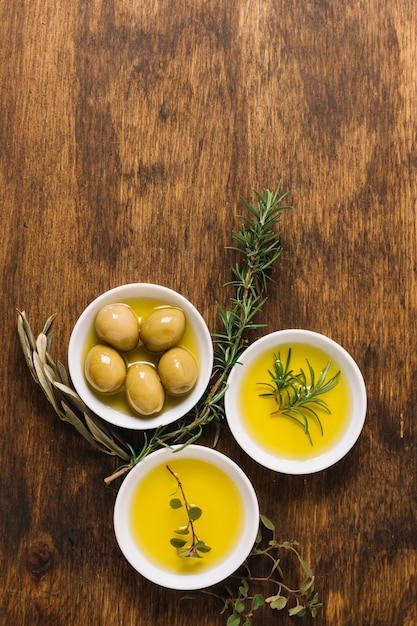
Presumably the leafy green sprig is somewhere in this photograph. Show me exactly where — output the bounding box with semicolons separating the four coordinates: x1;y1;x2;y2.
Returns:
258;349;340;445
167;465;211;558
203;515;322;624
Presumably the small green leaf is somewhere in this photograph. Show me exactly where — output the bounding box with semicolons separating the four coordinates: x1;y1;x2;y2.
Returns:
252;594;265;610
170;538;187;548
298;555;314;578
188;506;202;521
170;498;183;509
270;557;283;578
288;605;306;616
238;579;249;597
174;526;190;535
226;614;241;626
300;576;315;594
266;594;287;610
260;514;275;531
178;546;195;557
195;540;211;553
311;593;322;609
234;599;245;613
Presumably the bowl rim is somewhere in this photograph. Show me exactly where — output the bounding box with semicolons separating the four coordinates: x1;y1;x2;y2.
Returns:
224;329;367;474
113;444;260;590
68;283;213;430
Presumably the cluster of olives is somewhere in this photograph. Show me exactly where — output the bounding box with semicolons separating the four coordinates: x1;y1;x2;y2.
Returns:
84;303;198;416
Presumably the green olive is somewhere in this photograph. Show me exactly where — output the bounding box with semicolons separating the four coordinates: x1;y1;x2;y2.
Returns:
125;363;165;415
85;344;126;393
95;303;139;351
140;307;186;352
158;347;198;395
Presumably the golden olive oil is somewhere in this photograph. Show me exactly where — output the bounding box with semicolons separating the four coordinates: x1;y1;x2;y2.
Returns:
83;298;199;416
129;457;244;574
239;343;352;459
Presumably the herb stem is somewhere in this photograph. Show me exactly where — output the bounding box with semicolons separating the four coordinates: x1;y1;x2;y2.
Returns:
166;464;192;513
167;465;210;558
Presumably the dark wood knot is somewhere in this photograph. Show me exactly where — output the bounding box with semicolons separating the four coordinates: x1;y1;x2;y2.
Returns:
25;541;54;579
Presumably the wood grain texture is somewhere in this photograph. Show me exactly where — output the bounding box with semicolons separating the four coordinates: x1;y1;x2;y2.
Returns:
1;0;417;624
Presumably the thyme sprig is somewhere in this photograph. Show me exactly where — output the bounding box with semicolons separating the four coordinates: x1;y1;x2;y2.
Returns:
167;465;211;558
203;515;322;623
259;349;340;445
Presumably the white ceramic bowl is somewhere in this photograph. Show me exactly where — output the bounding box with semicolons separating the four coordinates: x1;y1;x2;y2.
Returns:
68;283;213;429
113;445;259;590
225;329;367;474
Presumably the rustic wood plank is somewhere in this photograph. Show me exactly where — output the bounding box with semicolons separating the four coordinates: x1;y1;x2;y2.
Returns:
1;0;417;624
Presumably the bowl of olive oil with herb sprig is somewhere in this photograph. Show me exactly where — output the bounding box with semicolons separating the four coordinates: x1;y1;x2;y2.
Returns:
113;445;259;590
224;329;366;474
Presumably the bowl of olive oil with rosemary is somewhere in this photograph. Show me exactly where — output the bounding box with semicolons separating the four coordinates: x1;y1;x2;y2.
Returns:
225;329;367;474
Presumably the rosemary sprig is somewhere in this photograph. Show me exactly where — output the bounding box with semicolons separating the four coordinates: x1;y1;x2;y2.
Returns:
16;183;290;482
258;349;340;445
167;465;211;558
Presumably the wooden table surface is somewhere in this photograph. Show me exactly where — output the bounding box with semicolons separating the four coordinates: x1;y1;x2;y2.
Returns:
2;1;417;624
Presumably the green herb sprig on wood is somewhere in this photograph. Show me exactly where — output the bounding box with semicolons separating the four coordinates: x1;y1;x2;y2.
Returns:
167;465;211;558
204;515;322;623
258;349;340;445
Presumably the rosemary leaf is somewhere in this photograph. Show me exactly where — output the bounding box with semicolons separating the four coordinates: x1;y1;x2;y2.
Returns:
259;349;340;445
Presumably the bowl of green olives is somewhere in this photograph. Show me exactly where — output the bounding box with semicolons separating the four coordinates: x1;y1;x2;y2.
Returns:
68;283;213;430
